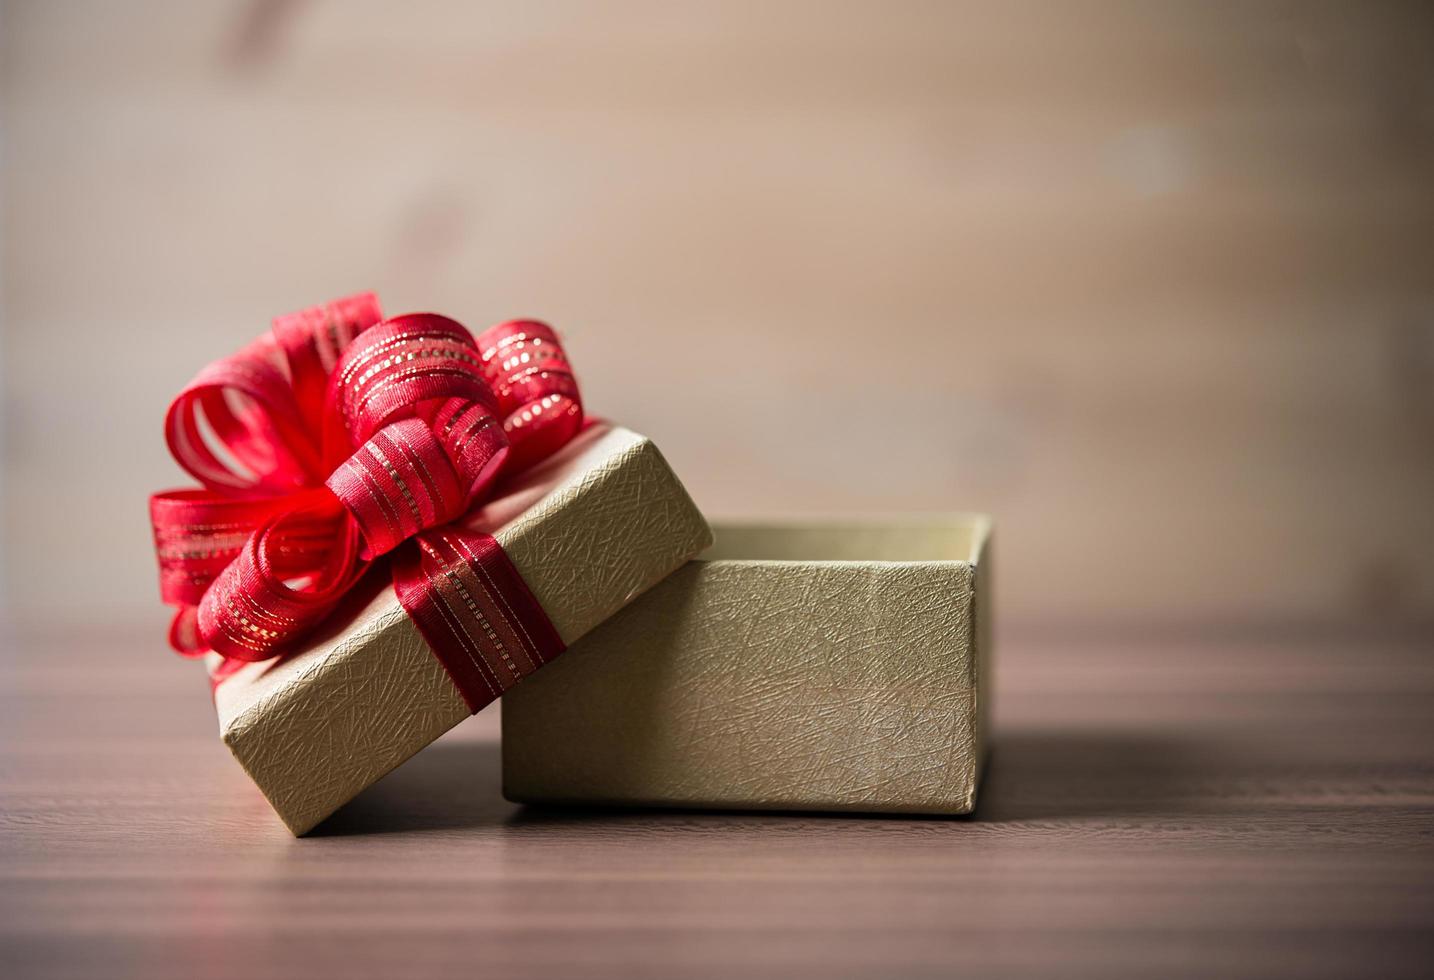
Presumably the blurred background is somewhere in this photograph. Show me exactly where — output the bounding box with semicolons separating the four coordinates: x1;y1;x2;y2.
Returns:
2;0;1431;633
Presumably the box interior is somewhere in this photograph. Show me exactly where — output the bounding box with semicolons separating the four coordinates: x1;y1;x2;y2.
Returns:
703;517;988;564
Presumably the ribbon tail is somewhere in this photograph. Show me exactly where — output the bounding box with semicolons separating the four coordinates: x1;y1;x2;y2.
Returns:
392;527;565;713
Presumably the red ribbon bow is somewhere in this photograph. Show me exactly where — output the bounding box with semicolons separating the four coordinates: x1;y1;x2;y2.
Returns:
150;293;581;707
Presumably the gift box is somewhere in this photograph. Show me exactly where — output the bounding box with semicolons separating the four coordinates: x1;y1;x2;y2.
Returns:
501;517;993;815
211;423;710;834
150;293;711;835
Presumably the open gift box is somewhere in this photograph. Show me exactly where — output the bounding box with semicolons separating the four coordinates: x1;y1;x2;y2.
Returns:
501;516;993;815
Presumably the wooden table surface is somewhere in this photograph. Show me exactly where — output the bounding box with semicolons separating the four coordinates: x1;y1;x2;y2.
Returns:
2;624;1431;979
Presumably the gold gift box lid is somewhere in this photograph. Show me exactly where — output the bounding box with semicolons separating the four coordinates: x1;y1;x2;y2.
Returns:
211;424;713;835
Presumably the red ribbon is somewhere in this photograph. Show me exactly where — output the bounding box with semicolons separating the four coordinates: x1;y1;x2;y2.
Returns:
149;293;581;711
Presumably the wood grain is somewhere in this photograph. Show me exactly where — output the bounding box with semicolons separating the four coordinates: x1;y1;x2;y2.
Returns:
3;0;1434;629
2;625;1431;979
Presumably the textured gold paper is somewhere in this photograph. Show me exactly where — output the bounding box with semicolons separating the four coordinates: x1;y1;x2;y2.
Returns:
501;517;992;815
210;425;713;835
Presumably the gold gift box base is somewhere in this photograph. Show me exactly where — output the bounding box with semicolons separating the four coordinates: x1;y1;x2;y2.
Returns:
502;517;992;816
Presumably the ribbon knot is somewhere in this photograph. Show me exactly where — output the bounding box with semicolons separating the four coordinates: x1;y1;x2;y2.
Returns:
151;293;583;666
328;417;470;560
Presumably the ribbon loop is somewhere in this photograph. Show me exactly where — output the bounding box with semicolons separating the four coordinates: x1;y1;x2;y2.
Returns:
432;397;510;505
476;320;583;471
150;489;286;608
164;334;319;494
329;314;498;448
272;292;384;433
151;294;581;693
163;292;384;495
196;495;362;662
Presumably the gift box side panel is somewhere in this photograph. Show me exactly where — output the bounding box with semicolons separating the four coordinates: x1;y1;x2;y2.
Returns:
220;590;466;836
502;537;981;814
971;520;994;790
